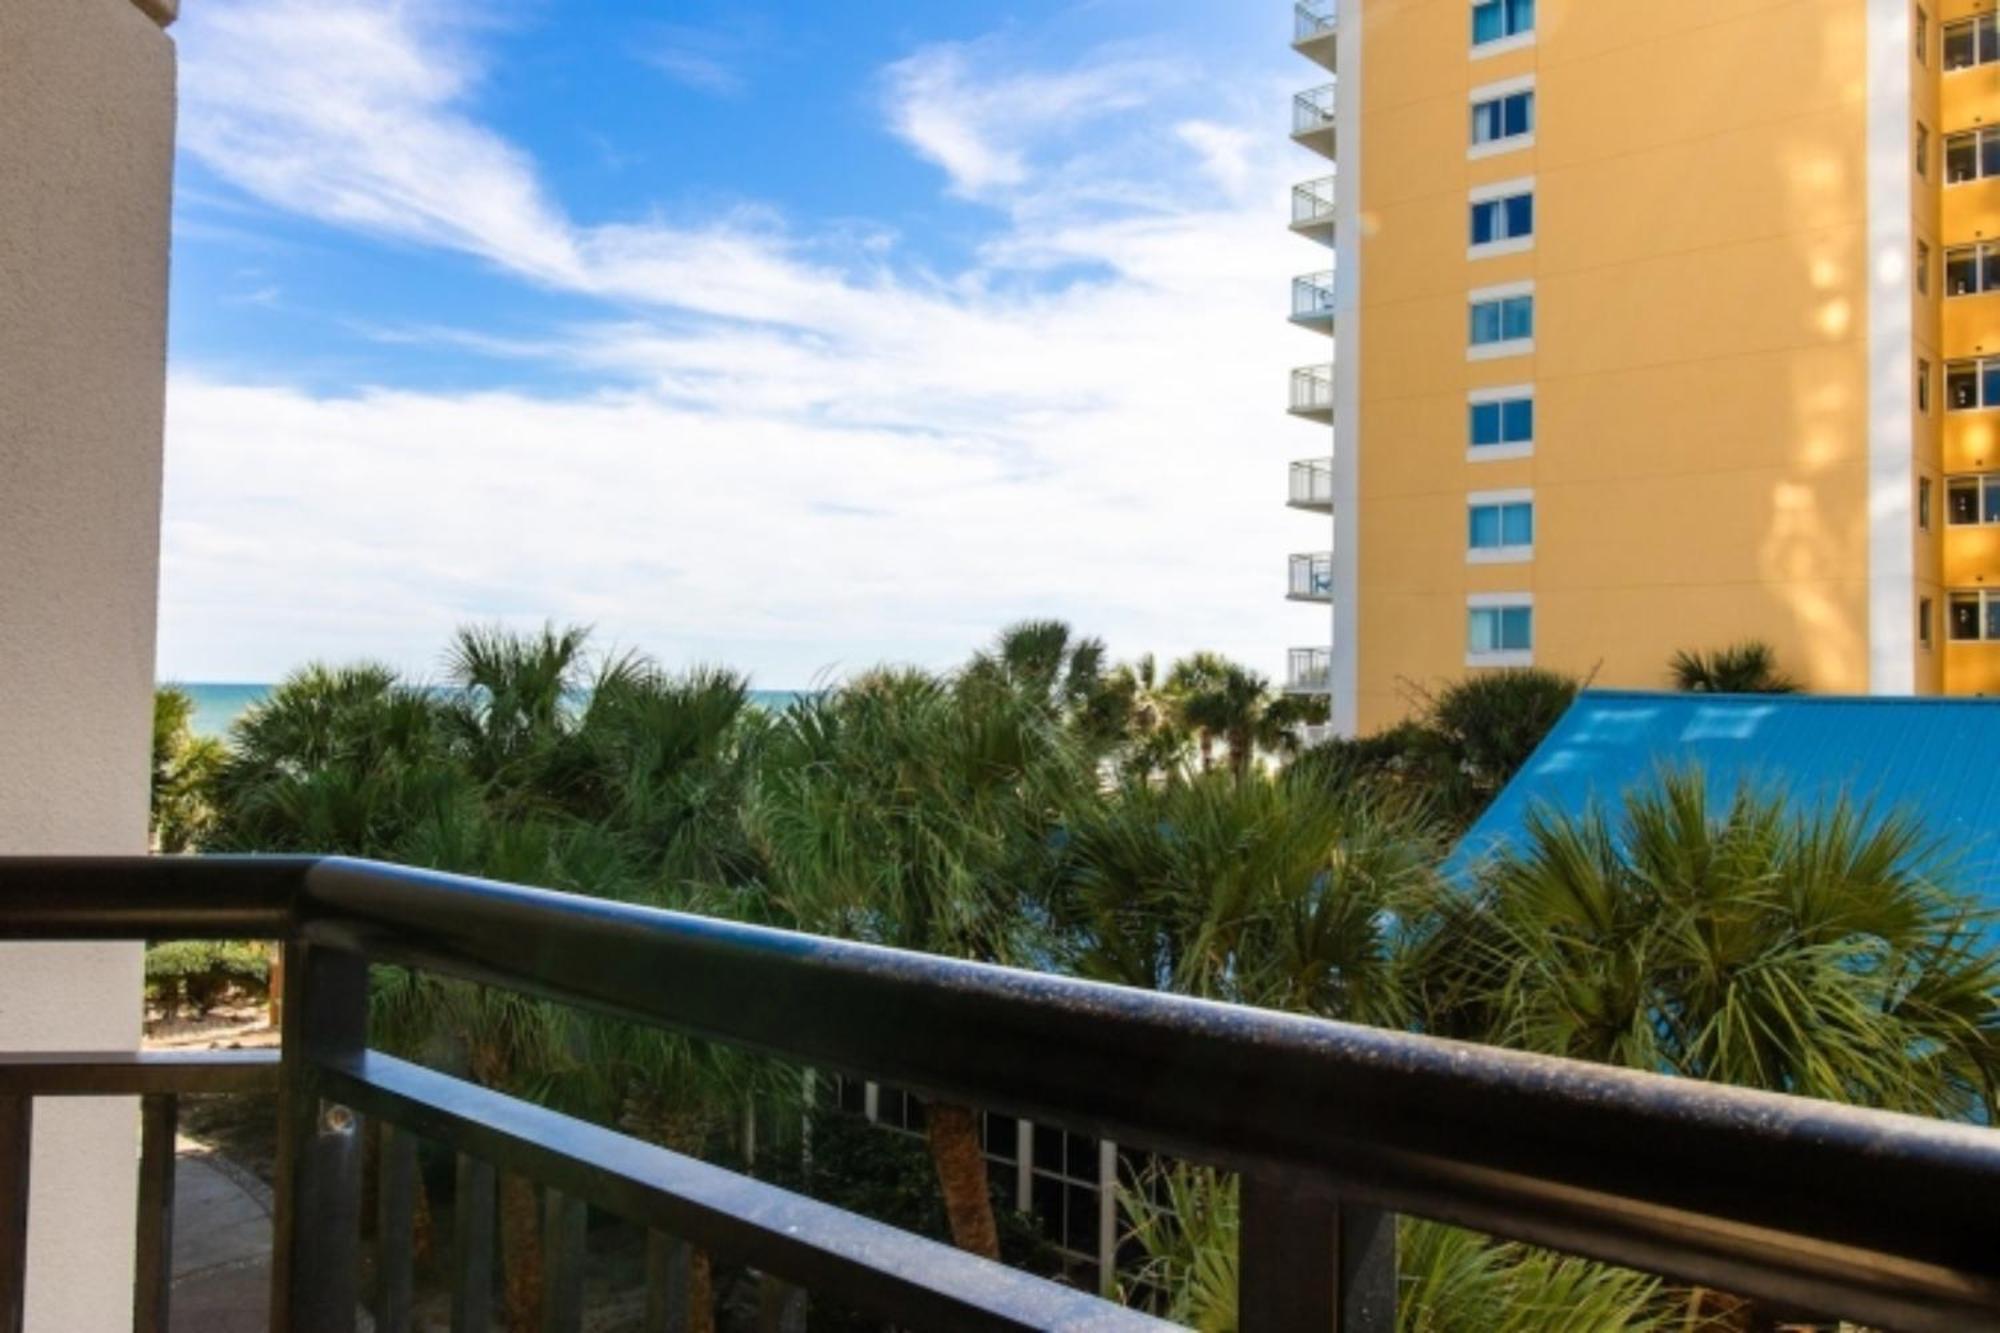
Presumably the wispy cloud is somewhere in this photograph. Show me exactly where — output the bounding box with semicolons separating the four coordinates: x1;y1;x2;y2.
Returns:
637;20;765;97
880;40;1186;200
162;1;1318;685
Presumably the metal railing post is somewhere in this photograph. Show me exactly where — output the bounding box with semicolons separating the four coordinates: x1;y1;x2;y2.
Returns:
1239;1175;1395;1332
0;1096;28;1333
271;942;368;1333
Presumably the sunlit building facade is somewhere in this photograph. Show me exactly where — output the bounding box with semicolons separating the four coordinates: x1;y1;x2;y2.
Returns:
1287;0;2000;735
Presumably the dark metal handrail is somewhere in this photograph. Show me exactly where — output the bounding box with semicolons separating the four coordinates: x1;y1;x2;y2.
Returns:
3;856;2000;1332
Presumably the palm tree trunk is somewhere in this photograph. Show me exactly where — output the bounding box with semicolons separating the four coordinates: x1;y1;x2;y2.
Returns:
925;1101;1000;1259
500;1171;543;1333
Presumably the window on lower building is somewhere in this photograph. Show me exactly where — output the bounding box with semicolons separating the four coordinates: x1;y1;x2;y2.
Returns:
1918;122;1931;178
1471;91;1534;149
1944;126;2000;184
1944;358;2000;411
1469;603;1533;656
1470;190;1534;247
1918;8;1930;65
1946;14;2000;70
1472;0;1534;47
1470;393;1534;448
1919;359;1931;413
1471;294;1534;347
1947;474;2000;524
1944;243;2000;296
1918;240;1931;294
1921;476;1934;530
1948;589;2000;642
1921;597;1935;649
1468;499;1534;553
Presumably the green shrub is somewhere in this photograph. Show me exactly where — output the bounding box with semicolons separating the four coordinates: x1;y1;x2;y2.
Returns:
145;940;271;1017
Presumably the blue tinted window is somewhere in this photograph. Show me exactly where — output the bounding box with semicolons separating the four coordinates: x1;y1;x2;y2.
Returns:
1470;606;1534;654
1502;398;1533;441
1469;507;1503;548
1469;502;1534;550
1506;194;1533;236
1473;92;1534;146
1471;403;1503;445
1473;0;1534;45
1471;192;1534;246
1502;503;1534;546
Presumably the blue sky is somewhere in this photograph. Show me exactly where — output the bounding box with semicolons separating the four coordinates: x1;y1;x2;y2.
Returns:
159;0;1325;687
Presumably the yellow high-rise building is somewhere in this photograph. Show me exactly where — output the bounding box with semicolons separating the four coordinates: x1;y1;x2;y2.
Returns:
1285;0;2000;735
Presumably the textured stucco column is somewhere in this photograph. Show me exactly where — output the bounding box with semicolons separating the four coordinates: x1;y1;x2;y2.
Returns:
0;0;177;1327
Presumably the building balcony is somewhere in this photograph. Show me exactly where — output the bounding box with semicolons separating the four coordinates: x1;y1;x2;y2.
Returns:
1291;175;1337;246
1292;84;1338;159
1286;646;1333;694
1293;1;1338;71
1290;272;1337;334
1289;552;1334;602
3;856;1997;1333
1289;458;1334;512
1290;364;1334;421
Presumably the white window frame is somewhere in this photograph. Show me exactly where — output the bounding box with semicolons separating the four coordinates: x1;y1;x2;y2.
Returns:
1470;0;1536;58
1943;242;2000;297
1468;176;1536;259
1469;75;1536;160
1467;488;1535;564
1947;588;2000;642
1944;13;2000;73
1469;280;1535;360
1468;383;1535;461
1942;126;2000;186
1467;592;1535;667
1946;473;2000;525
1944;357;2000;412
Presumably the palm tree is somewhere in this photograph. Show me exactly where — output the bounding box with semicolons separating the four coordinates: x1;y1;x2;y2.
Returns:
742;670;1085;1259
1051;767;1437;1025
152;686;224;852
1101;653;1193;782
1429;770;1999;1118
1164;653;1279;778
1668;641;1799;695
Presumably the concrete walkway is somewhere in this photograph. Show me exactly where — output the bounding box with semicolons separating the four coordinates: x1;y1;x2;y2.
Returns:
169;1139;274;1333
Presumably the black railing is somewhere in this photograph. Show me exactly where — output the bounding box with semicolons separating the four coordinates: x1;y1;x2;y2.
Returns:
3;856;1999;1332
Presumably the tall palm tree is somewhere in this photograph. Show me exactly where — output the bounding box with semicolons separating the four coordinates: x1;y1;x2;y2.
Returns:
1164;653;1278;778
1668;641;1800;695
742;670;1085;1259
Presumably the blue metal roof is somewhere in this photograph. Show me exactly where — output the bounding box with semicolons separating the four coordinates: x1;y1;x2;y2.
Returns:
1446;691;2000;897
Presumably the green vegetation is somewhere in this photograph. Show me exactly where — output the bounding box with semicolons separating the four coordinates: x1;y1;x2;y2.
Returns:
152;623;1999;1329
143;939;270;1017
1668;640;1800;695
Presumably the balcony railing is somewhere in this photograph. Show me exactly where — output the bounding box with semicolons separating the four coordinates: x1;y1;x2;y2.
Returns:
1290;458;1334;510
1292;84;1338;144
1292;175;1337;232
1287;647;1333;694
1289;553;1335;602
1294;0;1337;44
1290;364;1334;418
4;856;2000;1332
1292;272;1337;326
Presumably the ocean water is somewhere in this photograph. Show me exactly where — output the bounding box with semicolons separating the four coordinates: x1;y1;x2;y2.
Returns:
172;682;806;740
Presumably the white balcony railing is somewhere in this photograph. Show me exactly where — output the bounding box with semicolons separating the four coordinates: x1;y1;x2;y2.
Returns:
1292;272;1337;322
1290;365;1334;417
1289;552;1334;602
1295;0;1338;43
1290;458;1334;509
1293;84;1337;138
1292;176;1337;229
1288;647;1333;693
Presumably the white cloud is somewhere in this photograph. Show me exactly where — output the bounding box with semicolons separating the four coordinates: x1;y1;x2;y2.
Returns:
161;1;1333;686
880;41;1185;200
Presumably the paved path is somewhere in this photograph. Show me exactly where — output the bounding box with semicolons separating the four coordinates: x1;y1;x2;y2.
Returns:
169;1140;274;1333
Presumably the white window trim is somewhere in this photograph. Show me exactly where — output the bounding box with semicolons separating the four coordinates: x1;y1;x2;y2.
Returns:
1470;279;1534;303
1469;175;1536;204
1469;236;1534;261
1470;337;1535;362
1468;75;1536;160
1472;30;1536;59
1466;593;1535;667
1468;383;1535;458
1467;489;1534;563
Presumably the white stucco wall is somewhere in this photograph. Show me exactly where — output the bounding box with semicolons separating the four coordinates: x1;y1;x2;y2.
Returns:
0;0;177;1326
